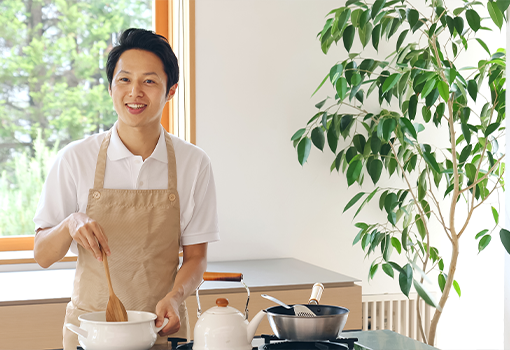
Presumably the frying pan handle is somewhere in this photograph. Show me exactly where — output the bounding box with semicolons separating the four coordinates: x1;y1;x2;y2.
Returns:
308;282;324;305
203;272;243;282
196;272;250;320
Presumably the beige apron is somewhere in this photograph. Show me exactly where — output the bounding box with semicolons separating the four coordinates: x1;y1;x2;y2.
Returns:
63;128;189;349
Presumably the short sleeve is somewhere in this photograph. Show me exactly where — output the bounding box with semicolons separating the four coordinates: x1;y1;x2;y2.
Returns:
180;159;220;246
33;151;79;233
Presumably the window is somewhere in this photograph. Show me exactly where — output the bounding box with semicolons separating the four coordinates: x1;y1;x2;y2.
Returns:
1;0;194;254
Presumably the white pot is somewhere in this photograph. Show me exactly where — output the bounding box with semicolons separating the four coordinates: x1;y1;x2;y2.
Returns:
66;310;169;350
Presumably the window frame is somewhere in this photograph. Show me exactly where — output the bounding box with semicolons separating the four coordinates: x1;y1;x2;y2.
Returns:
1;0;195;257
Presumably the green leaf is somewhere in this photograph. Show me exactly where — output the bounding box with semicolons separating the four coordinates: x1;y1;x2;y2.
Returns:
372;23;381;51
478;235;492;253
459;144;472;164
421;78;437;99
369;261;379;279
492;206;499;224
437;81;450;102
382;73;401;93
467;80;478;102
382;263;394;278
407;9;419;29
414;279;441;309
476;38;491;56
454;16;464;35
399;263;413;297
400;118;417;139
475;229;489;239
353;134;366;153
382;118;396;142
461;123;471;144
344;192;366;212
369;159;383;184
327;125;338;153
422;151;441;173
408;95;418;120
291;128;306;141
371;0;386;19
485;122;500;137
354;187;379;219
396;29;408;51
343;25;356;52
391;237;402;254
336;77;349;100
329;64;344;84
371;133;381;153
360;22;373;48
465;9;481;32
438;274;446;292
446;15;455;36
465;163;477;182
383;193;398;216
347;160;363;186
416;215;426;239
311;127;325;151
351;72;362;86
297;137;311;165
488;1;504;29
500;229;510;255
312;73;330;97
453;280;461;297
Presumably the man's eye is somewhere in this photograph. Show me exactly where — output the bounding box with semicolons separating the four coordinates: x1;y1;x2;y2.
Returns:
146;79;154;84
120;78;129;82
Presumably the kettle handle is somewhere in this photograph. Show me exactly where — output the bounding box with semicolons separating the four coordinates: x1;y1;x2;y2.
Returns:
196;272;250;320
203;272;243;281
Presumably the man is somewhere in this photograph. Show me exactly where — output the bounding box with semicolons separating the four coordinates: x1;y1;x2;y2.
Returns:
33;28;219;349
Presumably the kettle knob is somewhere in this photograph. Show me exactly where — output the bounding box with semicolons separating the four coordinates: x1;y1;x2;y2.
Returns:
216;298;229;307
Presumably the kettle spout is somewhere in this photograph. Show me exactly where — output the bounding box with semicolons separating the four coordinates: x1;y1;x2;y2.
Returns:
247;310;266;342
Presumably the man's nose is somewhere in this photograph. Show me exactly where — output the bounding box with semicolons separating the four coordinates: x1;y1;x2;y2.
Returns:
130;82;144;96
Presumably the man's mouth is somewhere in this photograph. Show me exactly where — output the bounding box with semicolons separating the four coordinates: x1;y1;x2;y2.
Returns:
125;103;147;114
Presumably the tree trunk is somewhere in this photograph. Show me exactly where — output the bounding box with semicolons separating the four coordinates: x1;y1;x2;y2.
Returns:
427;237;459;346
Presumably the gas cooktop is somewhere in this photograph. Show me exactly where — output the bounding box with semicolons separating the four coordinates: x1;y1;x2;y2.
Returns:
172;335;358;350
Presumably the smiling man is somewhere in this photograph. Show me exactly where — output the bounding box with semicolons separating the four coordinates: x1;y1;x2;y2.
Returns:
33;28;219;350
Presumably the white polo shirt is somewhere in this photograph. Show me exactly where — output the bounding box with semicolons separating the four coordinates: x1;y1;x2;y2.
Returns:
34;123;220;254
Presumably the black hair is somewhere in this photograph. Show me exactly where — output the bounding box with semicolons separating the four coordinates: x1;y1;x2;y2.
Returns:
106;28;179;96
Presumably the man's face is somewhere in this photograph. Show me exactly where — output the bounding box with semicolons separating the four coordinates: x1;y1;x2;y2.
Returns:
109;49;177;130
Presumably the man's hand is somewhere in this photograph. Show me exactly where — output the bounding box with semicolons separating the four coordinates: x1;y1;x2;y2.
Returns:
155;294;181;336
67;212;110;261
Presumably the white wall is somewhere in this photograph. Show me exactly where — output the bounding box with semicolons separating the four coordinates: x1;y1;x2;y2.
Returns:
194;1;506;349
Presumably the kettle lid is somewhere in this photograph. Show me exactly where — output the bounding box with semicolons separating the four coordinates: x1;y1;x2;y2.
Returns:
205;298;243;315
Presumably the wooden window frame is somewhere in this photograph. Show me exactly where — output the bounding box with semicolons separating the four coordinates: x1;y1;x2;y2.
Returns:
1;0;195;257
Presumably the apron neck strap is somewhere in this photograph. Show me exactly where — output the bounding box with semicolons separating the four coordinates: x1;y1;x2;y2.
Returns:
93;128;113;189
164;132;178;191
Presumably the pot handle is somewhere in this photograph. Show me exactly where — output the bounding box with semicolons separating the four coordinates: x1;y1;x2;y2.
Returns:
153;318;169;333
196;272;250;320
66;323;88;339
308;283;324;305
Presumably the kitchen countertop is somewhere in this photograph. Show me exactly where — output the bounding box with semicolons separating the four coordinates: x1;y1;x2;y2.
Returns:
0;258;360;306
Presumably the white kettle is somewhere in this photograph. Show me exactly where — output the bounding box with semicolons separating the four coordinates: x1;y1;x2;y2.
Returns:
192;272;266;350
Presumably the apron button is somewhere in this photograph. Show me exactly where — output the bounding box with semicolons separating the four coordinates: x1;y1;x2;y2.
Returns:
93;191;101;199
169;194;176;201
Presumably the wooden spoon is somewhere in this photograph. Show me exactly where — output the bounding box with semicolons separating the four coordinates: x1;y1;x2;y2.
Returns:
101;248;128;322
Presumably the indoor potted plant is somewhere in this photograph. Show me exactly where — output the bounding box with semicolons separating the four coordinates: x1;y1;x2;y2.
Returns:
292;0;509;345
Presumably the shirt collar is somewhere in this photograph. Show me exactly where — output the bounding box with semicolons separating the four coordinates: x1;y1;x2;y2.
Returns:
107;122;168;163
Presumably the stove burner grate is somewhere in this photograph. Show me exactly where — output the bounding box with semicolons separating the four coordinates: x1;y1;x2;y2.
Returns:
259;334;358;350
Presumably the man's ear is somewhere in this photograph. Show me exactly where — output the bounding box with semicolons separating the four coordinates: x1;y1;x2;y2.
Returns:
166;83;178;101
108;84;112;97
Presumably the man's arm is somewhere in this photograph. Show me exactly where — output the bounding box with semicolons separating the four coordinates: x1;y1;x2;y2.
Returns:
34;212;111;268
155;242;208;335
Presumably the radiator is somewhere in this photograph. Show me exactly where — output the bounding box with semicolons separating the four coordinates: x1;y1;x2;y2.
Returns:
362;293;433;342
